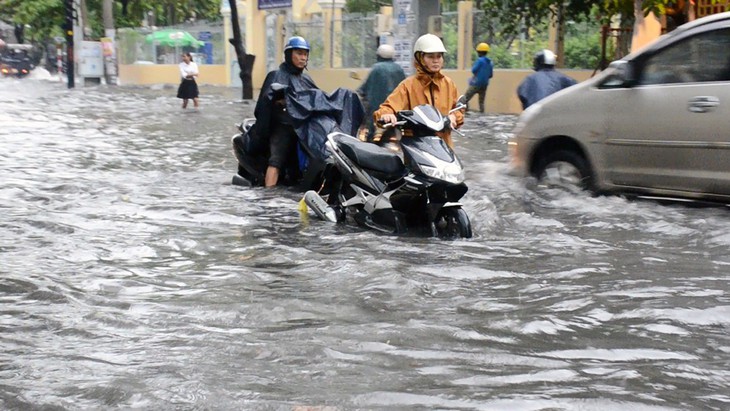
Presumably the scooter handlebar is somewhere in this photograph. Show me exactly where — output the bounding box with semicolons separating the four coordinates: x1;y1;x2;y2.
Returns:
378;120;407;129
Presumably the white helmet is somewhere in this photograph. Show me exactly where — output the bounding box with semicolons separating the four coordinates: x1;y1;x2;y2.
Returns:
533;49;557;70
376;44;395;59
413;34;447;54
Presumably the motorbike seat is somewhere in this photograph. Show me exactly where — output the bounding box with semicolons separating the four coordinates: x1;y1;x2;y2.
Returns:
337;136;405;178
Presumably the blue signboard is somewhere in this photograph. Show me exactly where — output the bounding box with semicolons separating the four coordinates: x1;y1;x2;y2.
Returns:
258;0;291;9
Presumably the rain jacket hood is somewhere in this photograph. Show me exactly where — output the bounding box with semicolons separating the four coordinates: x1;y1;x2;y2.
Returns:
252;62;364;161
254;62;317;139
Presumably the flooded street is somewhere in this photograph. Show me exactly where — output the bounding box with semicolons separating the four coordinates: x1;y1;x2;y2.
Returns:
1;76;729;410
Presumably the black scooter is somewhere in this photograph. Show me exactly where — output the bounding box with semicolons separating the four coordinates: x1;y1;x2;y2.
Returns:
304;97;472;238
231;84;363;192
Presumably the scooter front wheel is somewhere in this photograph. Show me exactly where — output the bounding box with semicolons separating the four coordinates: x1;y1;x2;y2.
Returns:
433;207;472;239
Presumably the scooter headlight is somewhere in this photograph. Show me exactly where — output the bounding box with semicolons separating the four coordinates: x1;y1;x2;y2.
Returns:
420;157;465;184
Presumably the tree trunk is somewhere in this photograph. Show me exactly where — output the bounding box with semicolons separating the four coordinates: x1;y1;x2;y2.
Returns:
228;0;255;100
120;0;128;17
102;0;113;29
555;4;566;68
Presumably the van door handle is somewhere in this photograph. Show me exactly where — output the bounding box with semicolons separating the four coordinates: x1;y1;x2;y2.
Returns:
688;96;719;113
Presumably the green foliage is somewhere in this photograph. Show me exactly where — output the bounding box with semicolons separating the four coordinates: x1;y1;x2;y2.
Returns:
440;0;459;12
562;15;603;70
1;0;221;39
477;0;680;45
564;31;601;69
345;0;387;13
488;46;519;69
0;0;65;42
442;17;458;69
115;0;220;28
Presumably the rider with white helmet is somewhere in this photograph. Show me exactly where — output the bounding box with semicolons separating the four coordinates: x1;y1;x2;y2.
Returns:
376;44;396;60
373;33;464;148
357;43;406;142
517;49;577;110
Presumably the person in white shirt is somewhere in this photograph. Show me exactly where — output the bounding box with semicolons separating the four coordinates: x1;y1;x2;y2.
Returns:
177;52;199;109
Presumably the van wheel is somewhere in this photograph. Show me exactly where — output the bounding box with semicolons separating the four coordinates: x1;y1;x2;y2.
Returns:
534;149;594;191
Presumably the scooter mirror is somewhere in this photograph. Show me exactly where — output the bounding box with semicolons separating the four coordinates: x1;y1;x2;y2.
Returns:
270;82;287;92
270;83;288;99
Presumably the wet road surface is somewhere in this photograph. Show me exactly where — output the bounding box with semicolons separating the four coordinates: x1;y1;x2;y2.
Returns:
1;76;729;410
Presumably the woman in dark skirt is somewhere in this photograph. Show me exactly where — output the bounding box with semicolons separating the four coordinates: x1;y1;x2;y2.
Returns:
177;52;199;109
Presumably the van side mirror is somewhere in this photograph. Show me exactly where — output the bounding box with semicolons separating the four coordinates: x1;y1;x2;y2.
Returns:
605;60;637;87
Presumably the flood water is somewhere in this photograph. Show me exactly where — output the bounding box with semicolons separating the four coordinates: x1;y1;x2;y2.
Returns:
1;75;729;410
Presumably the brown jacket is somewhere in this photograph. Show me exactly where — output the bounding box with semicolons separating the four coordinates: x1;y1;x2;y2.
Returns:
373;64;464;147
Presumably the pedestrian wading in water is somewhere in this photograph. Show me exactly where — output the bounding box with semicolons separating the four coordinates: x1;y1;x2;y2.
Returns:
177;52;199;109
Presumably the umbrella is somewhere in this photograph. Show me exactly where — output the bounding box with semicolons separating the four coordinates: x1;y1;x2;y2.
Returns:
145;29;204;48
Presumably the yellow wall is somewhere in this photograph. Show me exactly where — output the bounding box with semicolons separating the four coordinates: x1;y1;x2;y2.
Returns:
119;64;229;86
308;68;595;114
118;64;595;114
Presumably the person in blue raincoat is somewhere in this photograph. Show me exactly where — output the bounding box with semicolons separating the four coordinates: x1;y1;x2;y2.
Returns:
357;44;406;142
464;42;493;113
517;49;577;110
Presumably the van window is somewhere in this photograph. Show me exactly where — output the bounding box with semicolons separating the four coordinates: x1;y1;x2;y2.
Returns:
638;28;730;85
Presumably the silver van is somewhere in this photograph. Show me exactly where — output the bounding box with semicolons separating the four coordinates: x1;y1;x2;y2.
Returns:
509;11;730;203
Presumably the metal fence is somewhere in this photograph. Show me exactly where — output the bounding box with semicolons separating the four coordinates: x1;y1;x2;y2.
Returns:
287;12;377;69
286;17;325;70
117;9;605;70
116;21;226;66
286;9;604;70
339;13;378;68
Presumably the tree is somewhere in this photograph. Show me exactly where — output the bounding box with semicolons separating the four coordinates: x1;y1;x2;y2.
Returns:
0;0;221;41
227;0;254;100
112;0;220;28
345;0;388;13
0;0;65;42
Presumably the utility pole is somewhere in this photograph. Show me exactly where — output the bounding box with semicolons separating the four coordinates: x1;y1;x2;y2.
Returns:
64;0;75;88
102;0;118;85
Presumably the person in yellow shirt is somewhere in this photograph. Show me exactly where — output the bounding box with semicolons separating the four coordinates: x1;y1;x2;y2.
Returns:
373;34;464;148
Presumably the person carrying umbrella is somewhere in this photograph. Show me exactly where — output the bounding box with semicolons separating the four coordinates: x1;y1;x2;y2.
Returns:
177;52;199;109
